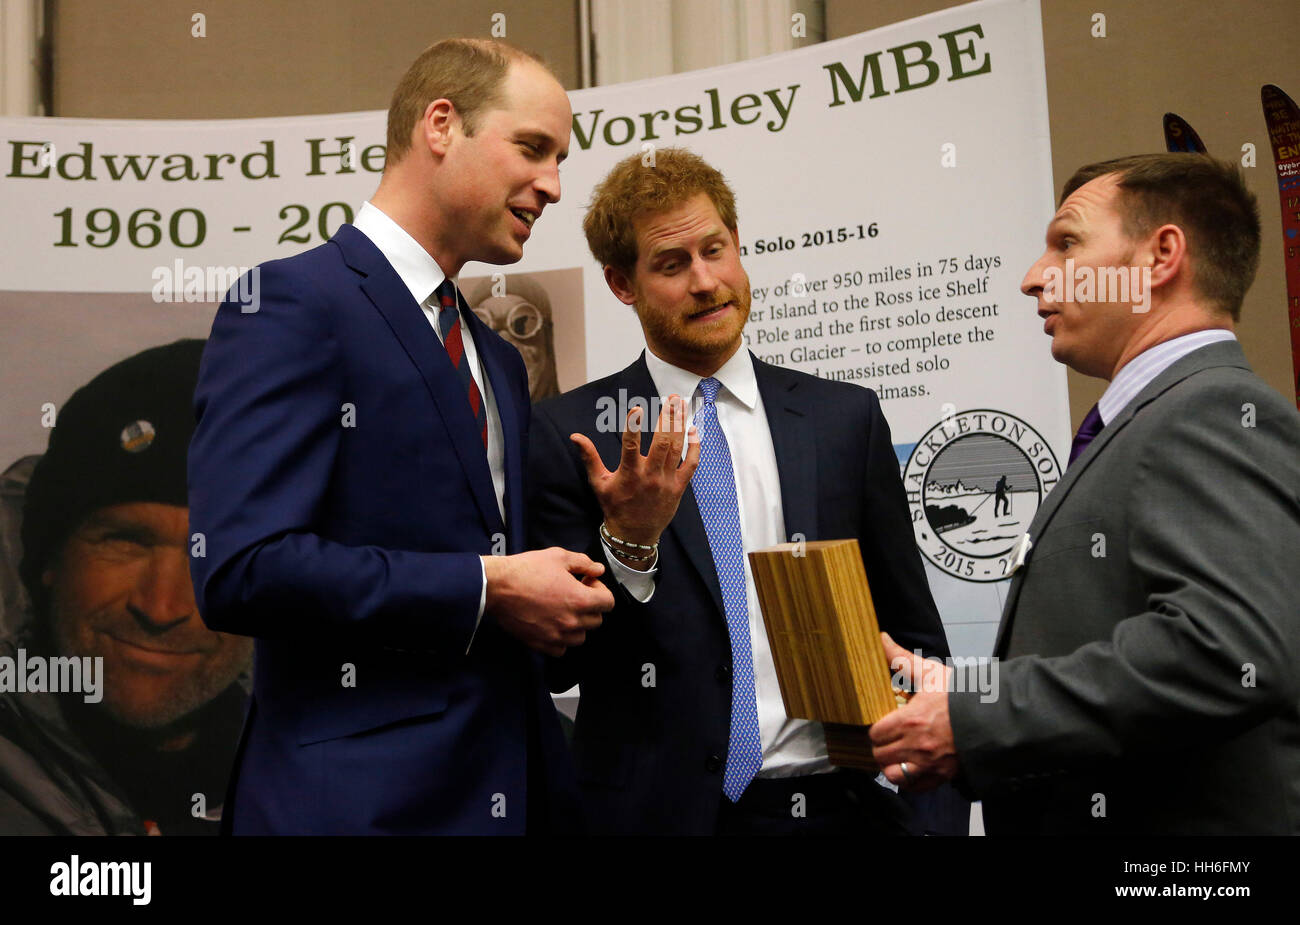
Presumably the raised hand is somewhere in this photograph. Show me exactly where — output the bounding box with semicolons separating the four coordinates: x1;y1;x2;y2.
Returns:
570;395;701;555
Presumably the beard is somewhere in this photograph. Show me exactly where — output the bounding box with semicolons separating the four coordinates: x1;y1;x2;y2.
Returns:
634;283;752;370
47;600;250;730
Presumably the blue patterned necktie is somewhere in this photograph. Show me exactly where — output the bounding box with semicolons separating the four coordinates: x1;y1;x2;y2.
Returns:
691;377;763;800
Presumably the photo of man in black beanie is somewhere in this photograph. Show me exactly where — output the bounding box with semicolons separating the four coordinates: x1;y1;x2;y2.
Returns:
0;339;252;835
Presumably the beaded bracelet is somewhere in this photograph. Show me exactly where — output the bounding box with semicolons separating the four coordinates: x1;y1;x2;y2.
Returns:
600;521;658;563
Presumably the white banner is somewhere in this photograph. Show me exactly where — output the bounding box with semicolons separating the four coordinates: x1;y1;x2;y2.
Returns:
0;0;1066;656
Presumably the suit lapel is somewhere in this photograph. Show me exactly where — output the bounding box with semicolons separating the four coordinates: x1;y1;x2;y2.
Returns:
332;225;503;537
993;340;1253;654
754;355;818;542
673;485;726;619
993;418;1119;652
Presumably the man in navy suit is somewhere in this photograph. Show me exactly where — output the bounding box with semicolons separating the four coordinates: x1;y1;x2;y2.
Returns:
188;38;613;835
528;149;953;834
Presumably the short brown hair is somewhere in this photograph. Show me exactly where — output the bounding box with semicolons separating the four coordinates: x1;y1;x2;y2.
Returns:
1060;153;1260;319
385;38;550;161
583;148;739;273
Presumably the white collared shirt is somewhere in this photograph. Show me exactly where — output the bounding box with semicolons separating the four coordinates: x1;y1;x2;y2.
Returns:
606;346;834;779
352;201;506;626
1098;329;1236;425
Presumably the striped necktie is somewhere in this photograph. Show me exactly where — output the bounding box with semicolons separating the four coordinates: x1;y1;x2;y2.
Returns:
435;279;487;448
691;376;763;800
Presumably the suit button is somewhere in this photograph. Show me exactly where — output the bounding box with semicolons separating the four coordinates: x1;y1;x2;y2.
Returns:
715;664;732;683
705;754;723;773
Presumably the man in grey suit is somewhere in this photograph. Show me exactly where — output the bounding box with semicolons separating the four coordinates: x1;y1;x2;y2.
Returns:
869;153;1300;834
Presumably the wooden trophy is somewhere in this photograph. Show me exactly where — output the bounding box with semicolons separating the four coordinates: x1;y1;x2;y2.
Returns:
748;538;905;771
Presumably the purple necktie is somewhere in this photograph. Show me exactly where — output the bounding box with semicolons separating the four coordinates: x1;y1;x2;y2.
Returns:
1067;404;1104;467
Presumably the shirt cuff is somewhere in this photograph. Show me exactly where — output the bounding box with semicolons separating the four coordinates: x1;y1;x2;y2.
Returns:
601;537;657;603
466;557;487;654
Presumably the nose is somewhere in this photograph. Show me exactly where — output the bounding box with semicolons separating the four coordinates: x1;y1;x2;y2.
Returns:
535;160;561;205
127;546;198;633
687;257;719;297
1021;252;1047;298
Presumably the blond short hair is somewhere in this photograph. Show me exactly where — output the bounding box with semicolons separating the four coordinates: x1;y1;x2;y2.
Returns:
386;38;551;161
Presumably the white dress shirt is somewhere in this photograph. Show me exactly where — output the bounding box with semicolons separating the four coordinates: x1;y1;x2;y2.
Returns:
1097;329;1236;425
606;346;834;778
352;201;506;623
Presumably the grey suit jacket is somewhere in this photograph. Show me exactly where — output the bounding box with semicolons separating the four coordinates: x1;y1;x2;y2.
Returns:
948;339;1300;834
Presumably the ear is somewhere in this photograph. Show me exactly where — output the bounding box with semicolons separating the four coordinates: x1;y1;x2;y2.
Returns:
1144;223;1188;291
604;264;638;306
421;99;459;157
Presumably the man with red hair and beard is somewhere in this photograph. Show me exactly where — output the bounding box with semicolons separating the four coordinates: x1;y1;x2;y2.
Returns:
528;149;957;835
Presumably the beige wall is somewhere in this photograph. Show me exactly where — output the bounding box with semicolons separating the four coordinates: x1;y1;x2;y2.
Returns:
828;0;1300;424
50;0;581;118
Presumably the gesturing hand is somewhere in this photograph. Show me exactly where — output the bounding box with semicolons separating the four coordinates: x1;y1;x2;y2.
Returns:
570;395;701;548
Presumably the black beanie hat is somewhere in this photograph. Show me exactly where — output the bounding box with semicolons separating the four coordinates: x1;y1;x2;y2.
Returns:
20;339;205;613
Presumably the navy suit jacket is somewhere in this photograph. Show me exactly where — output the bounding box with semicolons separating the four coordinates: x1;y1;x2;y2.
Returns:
527;353;953;834
189;224;576;834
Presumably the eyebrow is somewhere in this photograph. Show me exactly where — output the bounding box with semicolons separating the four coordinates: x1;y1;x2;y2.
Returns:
1045;215;1080;239
518;129;568;163
646;228;727;262
80;512;164;542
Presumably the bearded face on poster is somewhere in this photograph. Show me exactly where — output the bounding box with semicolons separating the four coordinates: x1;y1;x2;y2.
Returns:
0;340;251;835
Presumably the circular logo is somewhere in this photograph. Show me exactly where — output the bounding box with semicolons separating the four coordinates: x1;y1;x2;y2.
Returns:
903;409;1061;582
119;419;156;453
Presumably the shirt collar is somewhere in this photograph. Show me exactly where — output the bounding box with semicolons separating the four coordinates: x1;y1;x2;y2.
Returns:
643;345;759;410
1097;328;1236;425
352;201;448;307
